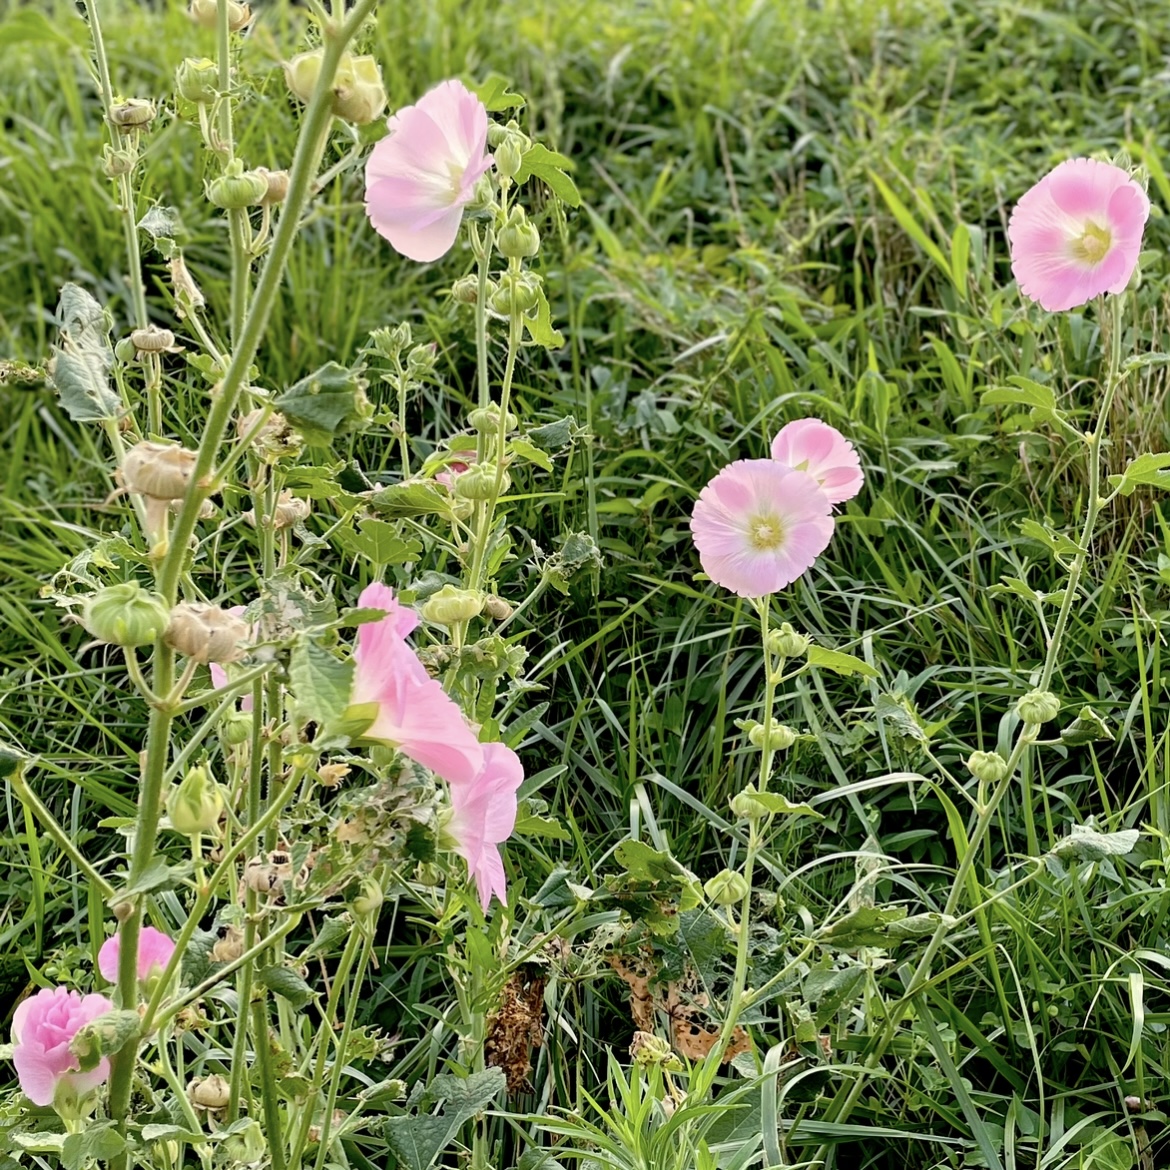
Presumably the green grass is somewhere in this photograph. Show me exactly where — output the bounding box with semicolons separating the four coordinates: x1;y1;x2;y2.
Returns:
4;0;1170;1166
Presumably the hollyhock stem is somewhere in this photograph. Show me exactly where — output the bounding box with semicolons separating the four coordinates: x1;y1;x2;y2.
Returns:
816;292;1129;1155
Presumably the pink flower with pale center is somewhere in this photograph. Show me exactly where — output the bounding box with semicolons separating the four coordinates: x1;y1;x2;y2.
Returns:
350;583;484;786
97;926;176;984
690;460;835;598
770;419;863;504
448;743;524;910
365;80;494;263
435;449;477;489
1008;158;1150;312
11;986;115;1108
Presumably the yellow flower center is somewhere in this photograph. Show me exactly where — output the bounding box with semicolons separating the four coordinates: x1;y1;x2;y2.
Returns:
1070;220;1112;265
748;516;785;551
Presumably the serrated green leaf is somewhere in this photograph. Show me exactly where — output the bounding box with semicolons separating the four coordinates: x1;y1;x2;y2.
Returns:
257;965;316;1009
274;362;372;442
527;415;577;450
473;73;525;111
514;812;571;840
522;284;565;349
62;1125;125;1170
1108;452;1170;496
289;639;354;727
981;376;1062;422
334;519;422;566
806;645;879;678
385;1070;505;1170
514;143;581;206
369;480;452;519
744;791;823;820
508;437;554;472
1018;519;1085;557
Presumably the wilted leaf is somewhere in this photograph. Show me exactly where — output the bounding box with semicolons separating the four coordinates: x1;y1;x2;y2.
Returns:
1059;706;1113;746
47;284;120;422
1052;823;1139;862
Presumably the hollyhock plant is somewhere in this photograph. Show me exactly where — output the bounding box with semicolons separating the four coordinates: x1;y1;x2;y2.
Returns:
209;604;253;711
1008;158;1150;312
448;742;524;910
771;418;864;504
97;926;176;984
349;583;484;785
364;80;494;263
11;987;115;1108
690;461;835;598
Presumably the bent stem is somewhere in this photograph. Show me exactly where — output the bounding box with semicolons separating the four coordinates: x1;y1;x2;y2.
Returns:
814;292;1129;1158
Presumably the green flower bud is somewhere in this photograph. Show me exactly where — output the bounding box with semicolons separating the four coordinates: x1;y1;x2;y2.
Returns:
114;336;137;363
102;144;137;178
167;764;224;836
1016;689;1061;725
468;403;518;434
746;721;797;752
222;710;252;746
729;784;770;821
451;275;486;305
767;622;810;659
407;343;437;375
367;322;412;359
188;0;251;32
488;273;541;316
82;583;171;647
207;160;269;210
494;137;524;181
219;1120;265;1164
284;50;387;124
109;99;156;130
496;207;540;259
422;585;485;625
704;868;749;906
175;57;218;105
351;876;384;922
965;750;1008;784
454;462;510;500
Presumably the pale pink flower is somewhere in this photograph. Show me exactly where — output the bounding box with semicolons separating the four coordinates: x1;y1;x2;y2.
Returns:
690;461;834;598
365;80;494;263
770;419;863;504
448;743;524;910
435;449;477;489
209;605;253;711
350;583;484;785
97;926;176;984
11;986;115;1107
1008;158;1150;312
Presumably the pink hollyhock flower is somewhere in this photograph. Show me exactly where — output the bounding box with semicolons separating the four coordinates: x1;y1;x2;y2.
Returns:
365;80;494;263
448;743;524;910
11;986;115;1108
350;583;484;785
1008;158;1150;312
690;461;834;598
97;926;176;984
770;419;863;504
435;449;477;489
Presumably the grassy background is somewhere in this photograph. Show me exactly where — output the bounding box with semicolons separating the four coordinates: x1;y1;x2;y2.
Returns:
3;0;1170;1165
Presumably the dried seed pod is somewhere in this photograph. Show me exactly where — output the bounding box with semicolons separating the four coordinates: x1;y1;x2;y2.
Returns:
165;602;248;664
120;441;197;501
243;489;310;530
187;1073;231;1110
210;925;245;963
317;763;350;789
130;324;177;355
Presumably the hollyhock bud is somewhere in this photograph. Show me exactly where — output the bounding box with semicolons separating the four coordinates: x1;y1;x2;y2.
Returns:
97;926;176;985
496;207;540;259
745;721;797;751
468;404;518;434
166;602;249;664
167;764;224;836
454;462;509;500
494;140;524;183
11;987;115;1109
102;145;136;177
451;275;486;305
207;161;269;210
82;583;171;647
109;99;156;130
286;51;386;124
1016;689;1061;725
488;273;541;315
130;324;176;355
220;1120;265;1164
175;57;218;105
767;622;810;659
704;869;749;906
730;785;770;821
422;585;484;625
222;710;252;747
255;167;290;206
188;1073;231;1110
189;0;251;32
482;595;513;621
120;441;197;500
965;750;1008;784
407;343;438;376
350;876;384;922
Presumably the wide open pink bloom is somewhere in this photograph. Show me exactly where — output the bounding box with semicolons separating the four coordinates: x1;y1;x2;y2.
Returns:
448;743;524;911
770;419;863;504
97;926;176;984
365;80;494;263
690;460;834;598
12;986;115;1108
1008;158;1150;312
350;583;484;786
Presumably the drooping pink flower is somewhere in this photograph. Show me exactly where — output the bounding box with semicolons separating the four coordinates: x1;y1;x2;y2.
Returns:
97;926;176;985
770;419;863;504
11;987;115;1108
448;743;524;910
1008;158;1150;312
365;80;494;263
690;461;834;598
350;583;484;785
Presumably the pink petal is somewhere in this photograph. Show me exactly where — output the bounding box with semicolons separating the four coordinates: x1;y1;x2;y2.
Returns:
13;1042;58;1107
97;936;118;983
770;419;863;504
